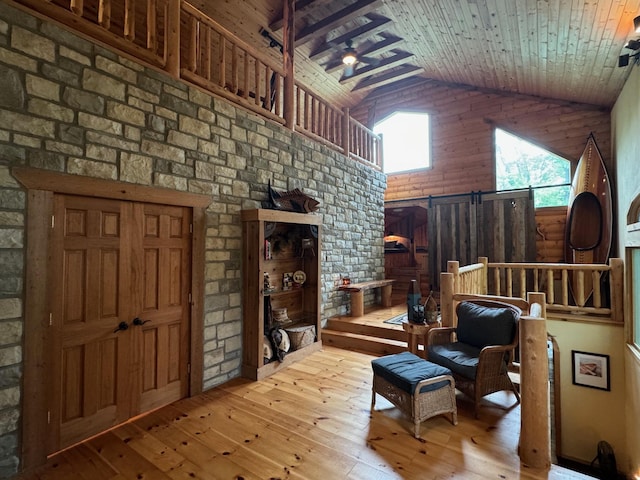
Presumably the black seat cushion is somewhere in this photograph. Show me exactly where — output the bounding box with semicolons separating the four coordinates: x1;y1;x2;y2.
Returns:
456;301;520;348
372;351;452;394
427;342;482;379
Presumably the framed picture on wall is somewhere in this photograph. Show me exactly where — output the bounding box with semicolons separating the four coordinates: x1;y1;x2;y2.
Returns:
572;350;610;391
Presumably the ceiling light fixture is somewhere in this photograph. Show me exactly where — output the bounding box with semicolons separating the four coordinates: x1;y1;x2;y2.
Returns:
619;15;640;67
342;48;357;66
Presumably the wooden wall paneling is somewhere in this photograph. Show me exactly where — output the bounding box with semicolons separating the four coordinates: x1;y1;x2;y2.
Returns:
535;206;567;263
349;78;611;203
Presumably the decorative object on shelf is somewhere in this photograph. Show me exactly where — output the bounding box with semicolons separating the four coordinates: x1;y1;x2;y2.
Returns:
341;275;351;286
424;291;439;324
269;327;291;362
407;279;424;324
272;307;289;325
293;270;306;286
264;239;272;260
285;325;316;351
264;180;320;213
282;272;294;290
263;272;275;293
263;335;274;364
572;350;610;391
300;237;315;257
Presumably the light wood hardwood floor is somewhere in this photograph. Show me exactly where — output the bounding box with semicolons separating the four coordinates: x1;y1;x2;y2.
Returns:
18;343;594;480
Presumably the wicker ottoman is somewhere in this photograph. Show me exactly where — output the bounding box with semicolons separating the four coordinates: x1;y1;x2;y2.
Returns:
371;351;458;438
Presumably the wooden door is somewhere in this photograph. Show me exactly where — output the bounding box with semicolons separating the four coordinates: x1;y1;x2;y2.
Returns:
49;195;191;452
427;194;477;291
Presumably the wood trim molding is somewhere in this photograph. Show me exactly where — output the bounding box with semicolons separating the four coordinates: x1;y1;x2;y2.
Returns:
16;168;210;471
12;167;212;208
21;189;54;471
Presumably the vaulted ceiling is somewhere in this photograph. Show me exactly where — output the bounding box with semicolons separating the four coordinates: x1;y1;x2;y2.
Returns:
194;0;640;110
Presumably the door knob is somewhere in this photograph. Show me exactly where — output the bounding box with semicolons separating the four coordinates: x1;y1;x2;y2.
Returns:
113;321;129;333
133;317;151;326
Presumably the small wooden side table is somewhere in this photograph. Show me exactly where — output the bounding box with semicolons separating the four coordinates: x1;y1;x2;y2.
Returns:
402;320;441;359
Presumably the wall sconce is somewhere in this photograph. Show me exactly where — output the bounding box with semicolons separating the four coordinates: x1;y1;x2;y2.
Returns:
619;15;640;66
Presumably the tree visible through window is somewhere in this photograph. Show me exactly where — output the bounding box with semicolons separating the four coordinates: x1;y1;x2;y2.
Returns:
374;112;430;174
495;128;570;208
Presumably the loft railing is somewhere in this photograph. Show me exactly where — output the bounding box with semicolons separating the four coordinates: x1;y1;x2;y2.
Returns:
442;257;624;324
13;0;383;169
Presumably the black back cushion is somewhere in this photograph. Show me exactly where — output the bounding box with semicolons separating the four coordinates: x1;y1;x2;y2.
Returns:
456;301;520;348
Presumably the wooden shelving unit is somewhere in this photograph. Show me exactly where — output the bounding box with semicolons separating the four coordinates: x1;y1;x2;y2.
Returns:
241;209;322;380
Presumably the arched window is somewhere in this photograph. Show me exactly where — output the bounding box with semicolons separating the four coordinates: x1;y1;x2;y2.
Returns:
374;112;431;174
495;128;570;208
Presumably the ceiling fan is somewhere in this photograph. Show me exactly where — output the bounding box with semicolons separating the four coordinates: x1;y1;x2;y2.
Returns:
336;39;380;77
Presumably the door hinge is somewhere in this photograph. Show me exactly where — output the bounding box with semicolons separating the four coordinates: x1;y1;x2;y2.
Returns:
47;410;51;424
49;313;53;326
51;215;55;229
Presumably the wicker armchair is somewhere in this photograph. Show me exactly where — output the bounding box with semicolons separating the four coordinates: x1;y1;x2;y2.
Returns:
426;299;521;418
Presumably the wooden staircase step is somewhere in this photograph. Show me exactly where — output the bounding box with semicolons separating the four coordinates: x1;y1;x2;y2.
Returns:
324;318;406;342
321;329;406;356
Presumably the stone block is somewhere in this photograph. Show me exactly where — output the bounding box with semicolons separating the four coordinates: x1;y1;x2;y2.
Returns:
96;56;137;84
11;26;55;62
67;158;117;180
0;212;23;227
0;110;55;138
0;65;24;110
120;152;153;185
25;74;59;102
82;70;126;101
142;139;185;163
28;150;65;171
59;45;91;66
154;173;187;191
0;386;19;409
42;64;80;87
168;130;198;150
0;299;21;320
63;87;105;114
0;47;37;72
0;167;18;188
79;112;122;135
86;145;117;163
106;101;146;126
0;346;21;368
86;131;139;152
0;407;19;436
0;229;22;249
179;115;210;139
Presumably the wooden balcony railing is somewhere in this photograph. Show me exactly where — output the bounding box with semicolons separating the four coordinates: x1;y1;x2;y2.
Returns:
442;257;624;324
13;0;383;168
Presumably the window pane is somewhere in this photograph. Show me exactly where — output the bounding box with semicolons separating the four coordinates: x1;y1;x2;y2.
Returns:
633;249;640;346
374;112;430;174
495;128;570;208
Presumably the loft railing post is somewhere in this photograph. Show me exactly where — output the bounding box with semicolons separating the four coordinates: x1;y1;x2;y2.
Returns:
166;0;181;77
342;107;350;156
440;272;454;327
609;257;624;323
283;0;295;129
520;292;550;469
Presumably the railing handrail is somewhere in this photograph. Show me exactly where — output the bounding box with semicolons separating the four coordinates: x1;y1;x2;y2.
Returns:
447;257;624;324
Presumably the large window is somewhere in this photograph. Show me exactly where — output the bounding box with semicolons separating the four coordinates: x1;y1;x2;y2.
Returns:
374;112;430;174
495;128;570;208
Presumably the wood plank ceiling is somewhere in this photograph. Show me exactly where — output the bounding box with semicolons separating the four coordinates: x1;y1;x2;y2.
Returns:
193;0;640;109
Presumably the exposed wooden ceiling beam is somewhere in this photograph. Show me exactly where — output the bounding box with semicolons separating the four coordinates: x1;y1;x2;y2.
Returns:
339;51;414;83
269;0;317;32
295;0;383;46
351;65;424;92
324;36;404;74
309;14;392;61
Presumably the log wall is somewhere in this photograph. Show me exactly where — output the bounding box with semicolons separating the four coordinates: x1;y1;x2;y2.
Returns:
350;78;611;200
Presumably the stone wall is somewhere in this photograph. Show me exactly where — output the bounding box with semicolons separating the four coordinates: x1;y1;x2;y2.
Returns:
0;3;386;475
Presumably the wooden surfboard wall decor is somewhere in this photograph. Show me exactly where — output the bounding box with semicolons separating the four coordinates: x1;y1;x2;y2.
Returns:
564;133;612;305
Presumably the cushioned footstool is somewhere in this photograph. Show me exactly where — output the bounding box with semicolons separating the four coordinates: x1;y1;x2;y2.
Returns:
371;351;458;438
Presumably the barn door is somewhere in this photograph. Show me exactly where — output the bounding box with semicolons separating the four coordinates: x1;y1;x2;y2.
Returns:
427;194;477;291
48;195;191;452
